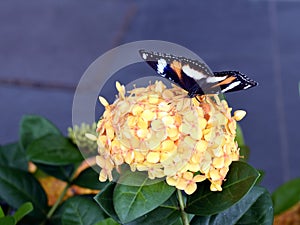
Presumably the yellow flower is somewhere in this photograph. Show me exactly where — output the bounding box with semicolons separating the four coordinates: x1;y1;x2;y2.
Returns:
95;81;245;194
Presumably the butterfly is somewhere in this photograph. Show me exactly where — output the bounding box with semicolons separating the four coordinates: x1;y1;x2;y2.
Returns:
139;49;258;98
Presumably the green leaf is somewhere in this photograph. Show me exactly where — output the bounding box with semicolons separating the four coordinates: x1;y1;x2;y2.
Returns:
93;218;120;225
191;216;209;225
0;142;28;171
236;187;273;225
113;172;176;223
116;168;163;186
61;196;107;225
255;169;265;185
190;186;273;225
126;193;180;225
0;216;15;225
13;202;33;223
235;123;245;147
186;161;259;216
0;206;4;217
27;134;83;165
272;178;300;215
94;182;120;223
20;115;61;150
235;124;250;162
72;167;108;190
35;163;75;182
0;166;48;220
239;145;250;162
171;217;184;225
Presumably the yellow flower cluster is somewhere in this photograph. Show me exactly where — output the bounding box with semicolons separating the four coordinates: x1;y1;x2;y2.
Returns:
96;81;245;194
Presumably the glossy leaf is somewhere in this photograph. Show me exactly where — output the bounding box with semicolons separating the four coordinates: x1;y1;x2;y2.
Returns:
0;166;48;220
236;187;273;225
13;202;33;223
93;218;120;225
186;161;259;216
272;178;300;215
35;163;75;182
190;186;273;225
27;134;83;165
61;196;107;225
0;142;28;171
191;215;209;225
72;167;108;190
0;216;15;225
20;115;61;150
255;169;265;185
94;182;120;223
113;174;175;223
171;217;184;225
116;169;163;186
126;193;180;225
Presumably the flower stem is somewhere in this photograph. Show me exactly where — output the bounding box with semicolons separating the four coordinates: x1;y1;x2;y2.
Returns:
46;164;79;221
177;189;189;225
46;183;70;219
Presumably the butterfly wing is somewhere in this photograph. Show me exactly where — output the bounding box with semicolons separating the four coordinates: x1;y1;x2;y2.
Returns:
209;71;258;94
139;50;258;96
139;49;212;96
139;50;183;88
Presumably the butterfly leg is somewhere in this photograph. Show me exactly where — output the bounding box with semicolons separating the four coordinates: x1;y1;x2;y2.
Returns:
195;96;201;103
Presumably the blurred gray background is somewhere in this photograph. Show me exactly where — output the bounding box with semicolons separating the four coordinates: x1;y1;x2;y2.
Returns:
0;0;299;192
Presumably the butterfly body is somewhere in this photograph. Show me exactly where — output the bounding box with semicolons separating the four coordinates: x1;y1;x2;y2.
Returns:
139;50;258;97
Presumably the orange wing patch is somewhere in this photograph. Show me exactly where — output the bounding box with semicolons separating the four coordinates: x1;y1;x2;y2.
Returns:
212;76;236;88
170;60;183;81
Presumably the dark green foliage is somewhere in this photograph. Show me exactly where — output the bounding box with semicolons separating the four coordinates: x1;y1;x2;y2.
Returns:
0;115;277;225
